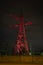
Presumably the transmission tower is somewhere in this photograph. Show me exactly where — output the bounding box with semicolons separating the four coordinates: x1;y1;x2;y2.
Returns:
8;9;32;55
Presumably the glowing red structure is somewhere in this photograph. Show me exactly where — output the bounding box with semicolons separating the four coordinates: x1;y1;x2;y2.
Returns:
9;9;32;55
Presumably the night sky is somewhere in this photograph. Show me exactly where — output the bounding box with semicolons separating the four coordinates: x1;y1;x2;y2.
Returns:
0;1;43;55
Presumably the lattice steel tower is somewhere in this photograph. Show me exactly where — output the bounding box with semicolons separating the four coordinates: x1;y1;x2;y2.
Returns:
9;8;32;55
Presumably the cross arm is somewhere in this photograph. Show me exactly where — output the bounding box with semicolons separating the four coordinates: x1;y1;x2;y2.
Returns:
8;14;19;21
9;24;19;29
25;21;32;26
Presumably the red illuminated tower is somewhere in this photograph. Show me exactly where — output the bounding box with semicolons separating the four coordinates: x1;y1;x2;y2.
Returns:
9;9;32;55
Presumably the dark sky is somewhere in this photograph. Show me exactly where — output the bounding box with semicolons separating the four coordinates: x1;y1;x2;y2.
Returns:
0;1;43;55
